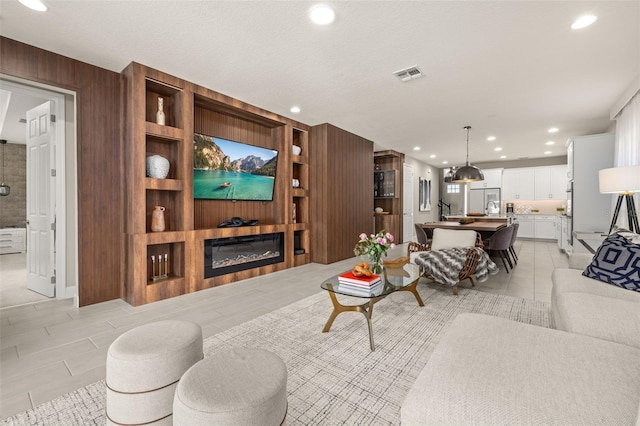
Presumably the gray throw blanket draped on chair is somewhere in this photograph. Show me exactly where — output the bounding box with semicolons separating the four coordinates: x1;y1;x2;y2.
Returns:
414;247;499;286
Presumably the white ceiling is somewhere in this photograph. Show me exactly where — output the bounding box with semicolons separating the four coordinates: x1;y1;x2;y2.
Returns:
0;1;638;165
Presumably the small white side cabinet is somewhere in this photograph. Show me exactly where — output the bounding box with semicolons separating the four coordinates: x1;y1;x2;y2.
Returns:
515;215;535;238
534;215;557;240
0;228;26;254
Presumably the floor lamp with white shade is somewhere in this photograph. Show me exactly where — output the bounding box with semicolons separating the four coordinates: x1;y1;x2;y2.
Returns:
599;165;640;234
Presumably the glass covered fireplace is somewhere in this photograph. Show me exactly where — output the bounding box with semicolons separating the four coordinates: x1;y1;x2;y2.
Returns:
204;232;284;278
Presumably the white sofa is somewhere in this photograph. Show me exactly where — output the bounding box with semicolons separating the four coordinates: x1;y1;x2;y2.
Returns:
401;252;640;425
552;252;640;349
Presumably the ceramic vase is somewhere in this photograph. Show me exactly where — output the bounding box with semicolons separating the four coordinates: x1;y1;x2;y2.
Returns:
146;155;170;179
151;206;166;232
156;97;166;125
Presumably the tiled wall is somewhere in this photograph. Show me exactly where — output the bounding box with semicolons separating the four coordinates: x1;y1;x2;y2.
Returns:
503;199;566;215
0;143;26;228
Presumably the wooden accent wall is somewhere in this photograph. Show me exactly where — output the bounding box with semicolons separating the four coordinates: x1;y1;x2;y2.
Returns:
310;123;374;264
0;37;123;306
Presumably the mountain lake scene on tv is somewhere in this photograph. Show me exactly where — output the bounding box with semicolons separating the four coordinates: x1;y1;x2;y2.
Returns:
193;134;278;200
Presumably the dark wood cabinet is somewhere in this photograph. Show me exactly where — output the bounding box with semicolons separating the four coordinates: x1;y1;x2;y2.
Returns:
310;123;374;264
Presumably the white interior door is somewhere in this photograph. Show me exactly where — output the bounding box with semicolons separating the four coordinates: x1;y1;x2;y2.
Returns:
403;163;414;243
26;101;55;297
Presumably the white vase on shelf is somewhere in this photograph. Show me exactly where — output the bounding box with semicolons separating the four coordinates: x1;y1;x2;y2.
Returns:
146;155;170;179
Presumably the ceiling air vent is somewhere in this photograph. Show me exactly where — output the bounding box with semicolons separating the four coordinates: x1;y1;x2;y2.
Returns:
393;66;423;82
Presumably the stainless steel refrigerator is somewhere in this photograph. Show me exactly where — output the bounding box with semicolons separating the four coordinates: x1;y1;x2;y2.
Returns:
469;188;501;215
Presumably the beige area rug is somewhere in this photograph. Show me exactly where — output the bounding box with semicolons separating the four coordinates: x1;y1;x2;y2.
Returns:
0;285;551;425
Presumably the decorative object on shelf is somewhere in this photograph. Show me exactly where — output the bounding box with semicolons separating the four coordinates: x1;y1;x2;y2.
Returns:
599;165;640;233
292;145;302;155
217;217;259;228
146;154;170;179
452;126;484;182
150;253;169;281
151;205;166;232
292;203;297;224
0;140;9;196
156;97;166;125
375;207;383;213
292;178;300;188
354;230;396;274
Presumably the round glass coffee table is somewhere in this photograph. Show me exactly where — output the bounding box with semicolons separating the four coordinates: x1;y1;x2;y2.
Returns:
320;263;423;351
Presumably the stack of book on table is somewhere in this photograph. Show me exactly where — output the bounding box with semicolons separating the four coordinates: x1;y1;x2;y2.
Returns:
338;271;382;295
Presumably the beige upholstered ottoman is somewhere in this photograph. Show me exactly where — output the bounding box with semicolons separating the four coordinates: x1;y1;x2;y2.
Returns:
173;347;288;426
106;320;203;425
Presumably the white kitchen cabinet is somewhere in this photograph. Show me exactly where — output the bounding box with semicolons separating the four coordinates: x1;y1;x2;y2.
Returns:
515;215;535;238
550;165;569;199
534;165;568;200
0;228;26;254
503;168;535;200
470;168;502;189
534;215;557;240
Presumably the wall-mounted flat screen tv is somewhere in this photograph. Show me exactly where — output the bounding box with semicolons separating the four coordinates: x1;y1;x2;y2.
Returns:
193;133;278;201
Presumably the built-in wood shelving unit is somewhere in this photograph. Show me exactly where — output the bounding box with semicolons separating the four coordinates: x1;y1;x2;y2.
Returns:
374;150;404;242
123;62;311;306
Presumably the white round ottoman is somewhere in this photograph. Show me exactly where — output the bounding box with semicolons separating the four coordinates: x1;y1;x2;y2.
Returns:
106;320;203;425
173;348;288;426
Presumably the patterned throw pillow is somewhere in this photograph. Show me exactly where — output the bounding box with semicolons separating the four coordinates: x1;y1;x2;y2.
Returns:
583;233;640;292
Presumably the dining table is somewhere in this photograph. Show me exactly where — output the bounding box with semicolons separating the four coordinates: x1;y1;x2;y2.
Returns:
420;221;506;233
420;220;507;243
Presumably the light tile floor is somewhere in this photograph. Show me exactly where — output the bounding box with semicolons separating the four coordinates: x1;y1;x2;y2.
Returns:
0;238;567;419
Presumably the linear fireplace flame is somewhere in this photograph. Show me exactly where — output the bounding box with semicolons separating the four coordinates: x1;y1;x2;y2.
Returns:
204;232;285;278
211;250;281;269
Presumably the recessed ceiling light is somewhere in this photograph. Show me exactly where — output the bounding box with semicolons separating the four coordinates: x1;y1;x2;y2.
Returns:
429;154;436;159
545;141;555;146
413;146;420;151
290;106;301;113
487;136;496;141
309;4;335;25
548;127;559;133
500;155;507;159
544;151;552;155
494;147;502;152
442;161;449;164
18;0;47;11
571;15;597;30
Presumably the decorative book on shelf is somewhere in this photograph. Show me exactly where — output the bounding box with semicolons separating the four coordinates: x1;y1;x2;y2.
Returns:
338;271;382;287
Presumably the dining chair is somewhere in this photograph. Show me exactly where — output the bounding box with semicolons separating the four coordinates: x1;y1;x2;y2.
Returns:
484;225;515;273
508;222;519;265
414;224;431;245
